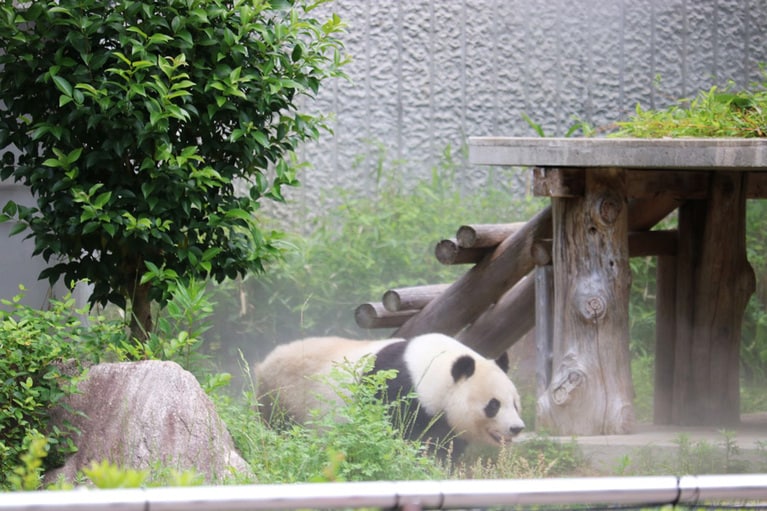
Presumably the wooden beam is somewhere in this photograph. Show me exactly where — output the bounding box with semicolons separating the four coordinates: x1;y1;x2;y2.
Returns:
628;170;767;200
626;170;708;200
382;284;450;312
458;275;535;358
627;195;680;231
533;168;767;201
434;238;489;265
456;222;525;248
746;172;767;198
532;230;677;262
533;167;585;197
355;303;415;329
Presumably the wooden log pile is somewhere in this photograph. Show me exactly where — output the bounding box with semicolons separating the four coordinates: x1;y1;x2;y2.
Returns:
355;200;680;360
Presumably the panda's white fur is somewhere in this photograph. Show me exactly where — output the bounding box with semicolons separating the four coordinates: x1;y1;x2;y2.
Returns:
255;333;524;455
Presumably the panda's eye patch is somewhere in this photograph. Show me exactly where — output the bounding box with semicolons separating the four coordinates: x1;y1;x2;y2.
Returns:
484;398;501;418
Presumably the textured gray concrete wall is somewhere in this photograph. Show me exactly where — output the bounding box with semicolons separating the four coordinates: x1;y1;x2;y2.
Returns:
278;0;767;219
3;0;767;305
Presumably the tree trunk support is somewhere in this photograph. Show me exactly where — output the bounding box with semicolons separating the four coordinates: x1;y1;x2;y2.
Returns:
538;167;635;435
653;254;677;425
671;172;755;426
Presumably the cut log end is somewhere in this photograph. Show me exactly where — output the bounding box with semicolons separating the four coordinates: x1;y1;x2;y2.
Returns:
434;238;489;265
382;284;450;312
456;223;525;248
354;302;416;329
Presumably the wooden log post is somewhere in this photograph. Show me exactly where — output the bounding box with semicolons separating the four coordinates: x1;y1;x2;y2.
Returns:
537;167;635;435
672;173;755;426
535;265;554;401
654;254;677;425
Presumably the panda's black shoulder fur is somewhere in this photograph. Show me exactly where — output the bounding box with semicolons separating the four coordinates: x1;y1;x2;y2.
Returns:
371;340;410;404
370;340;466;459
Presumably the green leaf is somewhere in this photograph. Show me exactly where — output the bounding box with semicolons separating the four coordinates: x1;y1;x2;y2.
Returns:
9;222;27;236
93;191;112;208
82;221;99;234
66;148;82;165
75;83;103;97
126;26;148;39
113;52;132;66
202;247;222;261
103;223;116;237
51;75;73;97
2;201;18;216
253;131;269;148
224;208;253;222
148;33;174;45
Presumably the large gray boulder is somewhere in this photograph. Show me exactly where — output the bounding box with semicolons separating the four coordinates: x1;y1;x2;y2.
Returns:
46;360;251;484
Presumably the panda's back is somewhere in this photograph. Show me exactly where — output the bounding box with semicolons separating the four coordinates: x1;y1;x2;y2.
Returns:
255;336;402;422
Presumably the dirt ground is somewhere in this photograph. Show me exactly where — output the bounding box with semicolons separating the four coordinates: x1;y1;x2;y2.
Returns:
532;412;767;474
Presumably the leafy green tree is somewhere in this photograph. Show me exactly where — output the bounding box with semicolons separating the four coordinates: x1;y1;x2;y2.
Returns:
0;0;346;338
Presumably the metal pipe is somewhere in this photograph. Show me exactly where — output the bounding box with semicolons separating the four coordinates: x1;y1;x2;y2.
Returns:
1;474;766;511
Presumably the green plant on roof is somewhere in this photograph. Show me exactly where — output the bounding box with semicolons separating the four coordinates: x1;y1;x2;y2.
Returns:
613;76;767;138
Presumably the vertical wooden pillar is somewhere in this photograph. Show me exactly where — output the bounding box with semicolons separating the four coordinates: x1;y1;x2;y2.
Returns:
653;255;677;425
538;168;635;435
672;173;755;426
535;265;554;401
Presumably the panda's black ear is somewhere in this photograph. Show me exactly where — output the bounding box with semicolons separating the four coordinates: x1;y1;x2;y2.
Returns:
495;352;509;373
451;355;475;382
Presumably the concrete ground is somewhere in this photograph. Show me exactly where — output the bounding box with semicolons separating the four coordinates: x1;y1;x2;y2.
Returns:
533;413;767;474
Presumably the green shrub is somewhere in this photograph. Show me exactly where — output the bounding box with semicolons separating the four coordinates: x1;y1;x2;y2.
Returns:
5;431;50;491
0;0;347;339
79;459;205;489
0;289;97;489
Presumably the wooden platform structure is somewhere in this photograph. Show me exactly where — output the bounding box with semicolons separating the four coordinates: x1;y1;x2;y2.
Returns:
356;137;767;436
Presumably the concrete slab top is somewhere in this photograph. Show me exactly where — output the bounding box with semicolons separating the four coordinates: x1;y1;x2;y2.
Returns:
469;137;767;170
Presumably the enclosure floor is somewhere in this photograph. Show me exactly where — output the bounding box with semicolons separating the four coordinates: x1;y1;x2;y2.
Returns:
527;412;767;473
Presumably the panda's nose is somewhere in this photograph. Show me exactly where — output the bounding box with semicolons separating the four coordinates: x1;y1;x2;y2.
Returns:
510;425;524;436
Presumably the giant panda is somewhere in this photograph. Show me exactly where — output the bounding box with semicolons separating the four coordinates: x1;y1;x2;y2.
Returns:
254;333;525;458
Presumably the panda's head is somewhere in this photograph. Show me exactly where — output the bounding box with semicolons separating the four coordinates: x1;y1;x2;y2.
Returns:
443;350;525;446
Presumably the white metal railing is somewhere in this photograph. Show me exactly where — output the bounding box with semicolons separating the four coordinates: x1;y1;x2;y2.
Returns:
1;474;767;510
